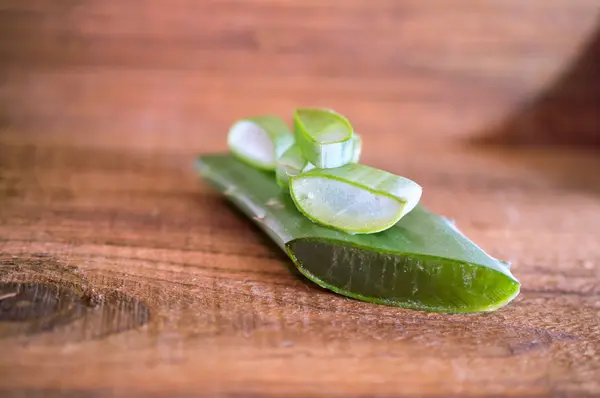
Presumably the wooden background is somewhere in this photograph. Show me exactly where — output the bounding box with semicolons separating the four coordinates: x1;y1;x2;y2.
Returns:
1;1;599;397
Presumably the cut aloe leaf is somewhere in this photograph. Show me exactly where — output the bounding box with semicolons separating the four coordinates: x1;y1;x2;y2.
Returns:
228;115;294;171
294;108;355;168
197;154;520;314
276;145;311;188
289;164;422;234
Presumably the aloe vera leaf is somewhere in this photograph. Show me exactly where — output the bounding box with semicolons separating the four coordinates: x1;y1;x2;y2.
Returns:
197;154;520;314
227;115;294;171
289;164;422;234
294;108;355;168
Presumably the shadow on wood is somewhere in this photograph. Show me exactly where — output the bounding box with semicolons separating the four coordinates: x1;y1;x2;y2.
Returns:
474;25;600;148
468;25;600;195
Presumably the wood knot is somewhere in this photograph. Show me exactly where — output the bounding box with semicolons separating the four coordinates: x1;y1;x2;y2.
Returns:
0;283;78;322
0;255;151;343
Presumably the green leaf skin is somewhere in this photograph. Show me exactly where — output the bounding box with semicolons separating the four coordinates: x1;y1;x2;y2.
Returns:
197;154;520;313
227;115;294;171
289;164;422;234
294;108;355;169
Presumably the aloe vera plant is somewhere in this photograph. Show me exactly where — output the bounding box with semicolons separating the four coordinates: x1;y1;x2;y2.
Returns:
197;154;520;313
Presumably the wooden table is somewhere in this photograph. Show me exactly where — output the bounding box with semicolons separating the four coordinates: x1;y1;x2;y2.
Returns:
1;1;599;397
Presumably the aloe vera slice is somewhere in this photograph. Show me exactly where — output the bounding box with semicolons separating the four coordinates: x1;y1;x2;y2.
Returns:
294;108;355;168
290;164;422;234
197;154;520;313
228;115;294;171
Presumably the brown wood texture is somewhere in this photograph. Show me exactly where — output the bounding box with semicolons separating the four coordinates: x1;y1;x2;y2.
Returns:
1;1;600;397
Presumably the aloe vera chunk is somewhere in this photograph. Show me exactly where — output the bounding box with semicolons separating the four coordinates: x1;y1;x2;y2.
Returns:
290;164;422;234
294;108;355;168
227;115;294;170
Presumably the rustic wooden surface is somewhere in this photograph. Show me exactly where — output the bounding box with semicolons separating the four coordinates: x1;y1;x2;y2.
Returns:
1;1;600;397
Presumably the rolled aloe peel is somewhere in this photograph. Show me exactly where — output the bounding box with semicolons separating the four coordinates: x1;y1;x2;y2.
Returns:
294;108;356;168
228;115;294;171
197;154;520;313
290;163;422;234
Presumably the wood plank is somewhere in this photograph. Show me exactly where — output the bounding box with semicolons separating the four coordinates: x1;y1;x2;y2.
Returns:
1;135;599;397
0;0;599;397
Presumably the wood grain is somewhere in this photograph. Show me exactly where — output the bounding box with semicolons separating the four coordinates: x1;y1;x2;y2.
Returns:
1;1;599;397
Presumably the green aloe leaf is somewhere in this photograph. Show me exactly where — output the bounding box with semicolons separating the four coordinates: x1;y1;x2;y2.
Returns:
289;163;422;234
197;154;520;314
294;108;355;168
227;115;294;171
